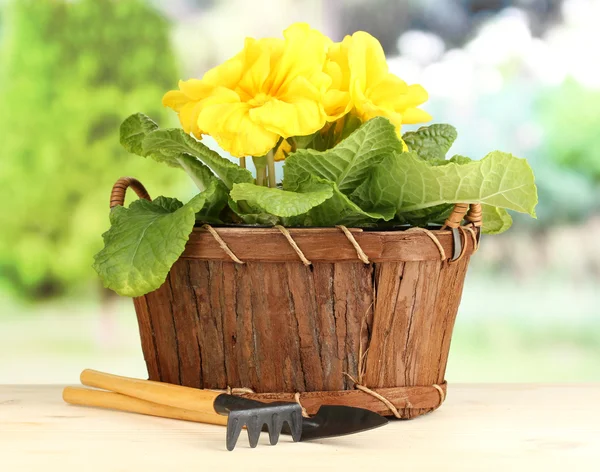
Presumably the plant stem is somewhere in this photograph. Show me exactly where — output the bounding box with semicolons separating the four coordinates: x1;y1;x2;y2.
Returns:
266;150;276;188
252;155;267;186
256;167;266;186
240;156;246;169
176;156;206;192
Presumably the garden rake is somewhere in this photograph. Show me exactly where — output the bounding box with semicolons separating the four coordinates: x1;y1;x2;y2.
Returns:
63;369;388;451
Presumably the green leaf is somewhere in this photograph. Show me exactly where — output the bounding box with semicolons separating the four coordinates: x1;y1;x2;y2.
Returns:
284;117;403;195
176;154;216;192
352;150;538;219
292;132;319;150
447;154;472;165
339;114;363;141
195;179;229;223
230;182;333;217
151;196;184;213
403;124;457;162
93;192;207;297
290;176;393;226
481;205;513;234
120;113;159;157
394;204;454;227
142;129;254;189
393;202;513;234
227;200;282;226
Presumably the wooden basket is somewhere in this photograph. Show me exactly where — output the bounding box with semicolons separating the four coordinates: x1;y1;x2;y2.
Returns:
111;177;482;419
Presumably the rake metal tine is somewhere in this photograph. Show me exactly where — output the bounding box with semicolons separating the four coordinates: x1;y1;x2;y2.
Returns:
246;414;262;448
288;408;303;442
267;412;283;445
225;413;244;451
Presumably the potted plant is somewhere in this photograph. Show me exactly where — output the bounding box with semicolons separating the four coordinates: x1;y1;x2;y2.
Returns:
94;23;537;418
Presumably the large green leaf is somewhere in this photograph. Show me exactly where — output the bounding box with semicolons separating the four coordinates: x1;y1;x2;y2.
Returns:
352;150;538;219
289;176;393;226
284;117;402;194
120;113;160;158
481;205;513;234
230;182;333;217
402;124;457;162
142;128;254;189
394;203;513;234
194;178;229;223
175;154;217;192
93;192;207;297
394;204;454;228
228;200;282;226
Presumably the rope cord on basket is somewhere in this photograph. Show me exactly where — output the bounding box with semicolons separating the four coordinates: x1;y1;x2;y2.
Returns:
274;225;312;266
343;373;404;418
342;373;446;417
201;225;245;264
432;384;446;405
405;227;447;261
294;392;310;418
463;226;480;253
336;225;370;264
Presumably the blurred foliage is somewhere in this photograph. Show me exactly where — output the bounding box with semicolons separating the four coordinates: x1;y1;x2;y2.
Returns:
519;79;600;228
538;79;600;182
0;0;185;300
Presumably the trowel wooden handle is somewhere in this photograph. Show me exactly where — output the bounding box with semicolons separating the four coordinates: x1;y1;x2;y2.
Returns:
63;386;228;426
80;369;223;415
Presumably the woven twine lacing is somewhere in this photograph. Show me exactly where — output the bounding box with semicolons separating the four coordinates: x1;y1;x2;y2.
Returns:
200;224;376;265
338;307;446;419
199;222;481;416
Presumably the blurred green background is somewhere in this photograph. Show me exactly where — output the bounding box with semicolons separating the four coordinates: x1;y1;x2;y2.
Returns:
1;0;598;383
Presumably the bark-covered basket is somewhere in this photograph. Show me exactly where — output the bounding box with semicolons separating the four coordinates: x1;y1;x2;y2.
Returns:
111;177;482;419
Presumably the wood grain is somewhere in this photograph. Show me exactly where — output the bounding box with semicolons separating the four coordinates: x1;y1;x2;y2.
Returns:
133;229;475;418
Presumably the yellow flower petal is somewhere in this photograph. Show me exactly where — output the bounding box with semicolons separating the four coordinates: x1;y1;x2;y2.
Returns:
179;101;205;136
274;139;292;161
162;90;189;112
323;89;352;120
401;108;433;124
265;23;330;95
202;53;246;89
178;78;214;100
347;31;389;91
198;100;278;157
324;30;431;127
250;95;323;138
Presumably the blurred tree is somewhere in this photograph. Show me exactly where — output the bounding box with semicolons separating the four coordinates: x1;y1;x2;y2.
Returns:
0;0;186;300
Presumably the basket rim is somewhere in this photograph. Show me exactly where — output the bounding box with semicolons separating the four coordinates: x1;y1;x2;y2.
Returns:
181;224;477;263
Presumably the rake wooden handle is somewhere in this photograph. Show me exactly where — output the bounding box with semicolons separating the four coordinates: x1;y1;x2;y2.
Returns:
63;386;228;426
80;369;223;417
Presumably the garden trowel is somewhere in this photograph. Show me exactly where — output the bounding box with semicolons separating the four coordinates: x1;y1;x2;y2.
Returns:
63;369;388;450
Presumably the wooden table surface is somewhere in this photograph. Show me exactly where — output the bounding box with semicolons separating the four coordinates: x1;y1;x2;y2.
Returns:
1;384;599;471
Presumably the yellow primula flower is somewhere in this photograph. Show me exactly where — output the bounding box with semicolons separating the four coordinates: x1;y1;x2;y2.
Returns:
164;23;332;158
162;55;246;138
324;31;431;133
162;79;213;137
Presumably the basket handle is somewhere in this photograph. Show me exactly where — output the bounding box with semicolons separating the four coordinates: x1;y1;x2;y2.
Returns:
442;203;482;261
443;203;483;230
110;177;152;209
